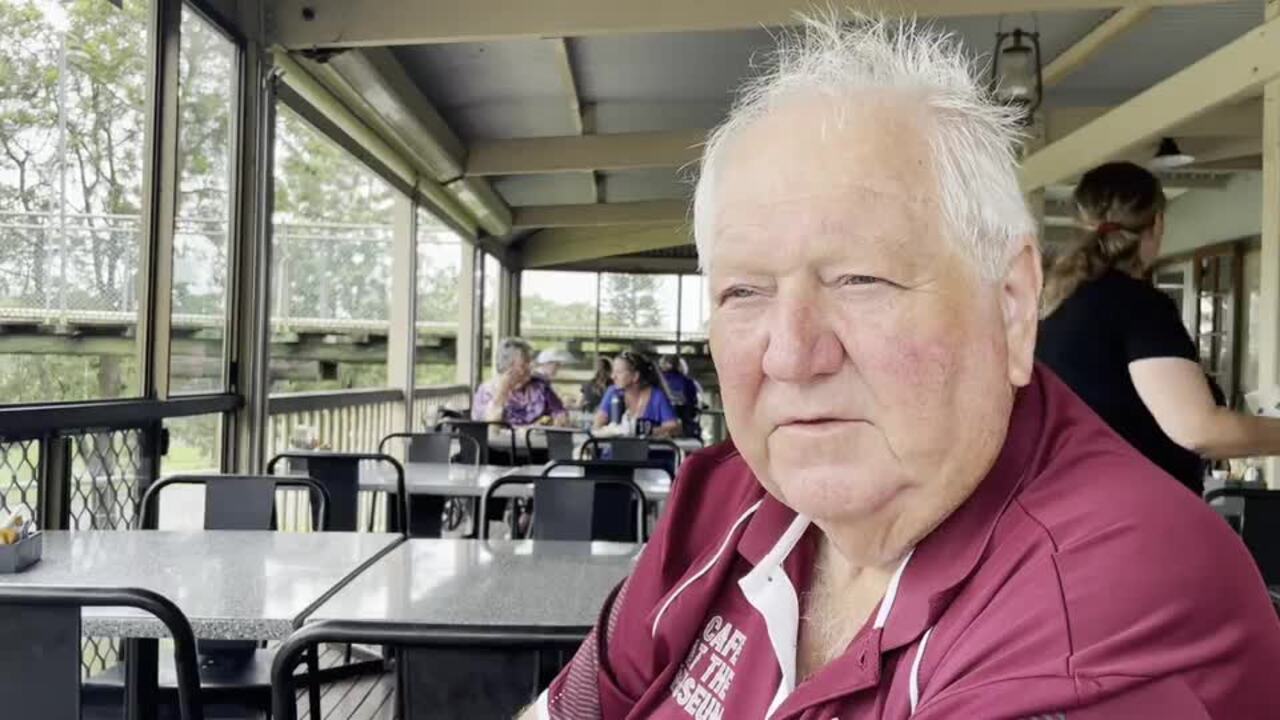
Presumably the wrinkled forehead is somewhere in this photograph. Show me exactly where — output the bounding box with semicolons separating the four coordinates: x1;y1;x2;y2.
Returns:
704;93;946;261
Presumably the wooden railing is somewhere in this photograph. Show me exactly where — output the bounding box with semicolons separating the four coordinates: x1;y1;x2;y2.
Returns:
412;384;472;430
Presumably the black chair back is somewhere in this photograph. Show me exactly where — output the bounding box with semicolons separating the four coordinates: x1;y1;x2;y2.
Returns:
0;585;204;720
267;451;407;535
676;403;702;441
580;437;648;462
525;427;580;462
482;473;645;542
379;431;481;466
272;621;584;720
139;474;330;532
1206;487;1280;585
580;437;682;476
438;419;517;465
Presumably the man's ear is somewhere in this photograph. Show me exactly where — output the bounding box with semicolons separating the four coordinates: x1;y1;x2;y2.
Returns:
1001;240;1043;387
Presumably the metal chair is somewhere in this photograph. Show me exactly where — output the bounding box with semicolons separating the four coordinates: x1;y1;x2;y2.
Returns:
87;475;329;717
524;426;581;462
579;436;649;462
272;621;585;720
546;459;673;542
1206;487;1280;589
481;473;646;543
580;437;683;477
267;451;408;535
379;432;482;535
437;419;518;465
0;585;204;720
379;431;482;466
137;473;330;532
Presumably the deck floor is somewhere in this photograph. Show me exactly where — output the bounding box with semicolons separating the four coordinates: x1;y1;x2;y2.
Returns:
296;644;396;720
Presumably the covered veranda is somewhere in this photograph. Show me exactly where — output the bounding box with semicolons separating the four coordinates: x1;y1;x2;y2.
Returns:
2;0;1280;718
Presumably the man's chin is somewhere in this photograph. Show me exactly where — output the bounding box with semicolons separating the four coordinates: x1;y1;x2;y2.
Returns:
767;465;906;522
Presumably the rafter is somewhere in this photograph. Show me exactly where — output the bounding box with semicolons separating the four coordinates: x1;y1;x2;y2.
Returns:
466;130;704;176
1021;14;1280;191
271;0;1226;49
1043;7;1153;87
512;200;687;229
519;224;690;268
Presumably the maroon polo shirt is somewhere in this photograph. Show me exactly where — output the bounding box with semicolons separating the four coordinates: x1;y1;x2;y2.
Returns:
537;366;1280;719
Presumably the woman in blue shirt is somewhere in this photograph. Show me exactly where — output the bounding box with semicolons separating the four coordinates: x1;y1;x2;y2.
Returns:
593;351;681;438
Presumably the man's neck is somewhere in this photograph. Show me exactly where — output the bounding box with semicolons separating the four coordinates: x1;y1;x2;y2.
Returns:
796;535;901;680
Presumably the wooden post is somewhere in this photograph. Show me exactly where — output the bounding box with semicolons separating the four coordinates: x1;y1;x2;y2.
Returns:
1260;0;1280;486
457;244;479;388
388;194;417;431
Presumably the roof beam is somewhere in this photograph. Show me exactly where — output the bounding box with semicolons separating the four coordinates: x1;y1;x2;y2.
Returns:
271;0;1226;49
1189;137;1263;165
1045;99;1263;141
547;37;602;204
512;200;688;230
467;102;1258;178
520;224;690;268
466;130;704;176
557;256;699;274
1021;14;1280;192
1043;7;1153;87
282;48;514;237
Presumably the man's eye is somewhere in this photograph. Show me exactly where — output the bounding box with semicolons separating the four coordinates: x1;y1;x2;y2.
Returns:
838;274;883;286
718;286;758;304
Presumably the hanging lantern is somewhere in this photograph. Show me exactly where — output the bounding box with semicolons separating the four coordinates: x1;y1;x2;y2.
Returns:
991;28;1043;118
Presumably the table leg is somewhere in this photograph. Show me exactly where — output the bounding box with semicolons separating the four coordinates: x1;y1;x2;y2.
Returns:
307;644;323;719
124;637;159;720
408;495;445;537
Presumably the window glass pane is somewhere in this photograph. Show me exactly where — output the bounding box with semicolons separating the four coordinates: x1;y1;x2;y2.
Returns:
170;5;234;394
600;273;679;349
270;106;393;391
0;0;153;402
416;209;462;386
158;413;224;529
521;270;599;404
679;274;710;342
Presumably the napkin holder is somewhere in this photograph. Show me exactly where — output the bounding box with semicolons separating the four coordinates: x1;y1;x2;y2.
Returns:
0;531;43;573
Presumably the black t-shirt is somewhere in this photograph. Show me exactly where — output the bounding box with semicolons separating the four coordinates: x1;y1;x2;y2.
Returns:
1037;270;1204;494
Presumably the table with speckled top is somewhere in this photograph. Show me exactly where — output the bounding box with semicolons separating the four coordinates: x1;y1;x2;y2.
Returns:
364;461;673;501
306;538;640;632
0;529;403;639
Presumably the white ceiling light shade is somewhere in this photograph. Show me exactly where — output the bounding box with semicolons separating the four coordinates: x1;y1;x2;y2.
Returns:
1149;137;1196;170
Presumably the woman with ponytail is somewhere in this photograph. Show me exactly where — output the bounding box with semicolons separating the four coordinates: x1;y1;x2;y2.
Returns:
1038;161;1280;494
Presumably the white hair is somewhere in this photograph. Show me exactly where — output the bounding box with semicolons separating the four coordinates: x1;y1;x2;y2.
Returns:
693;12;1036;279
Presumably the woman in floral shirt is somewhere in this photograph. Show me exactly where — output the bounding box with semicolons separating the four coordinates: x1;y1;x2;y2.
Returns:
472;337;568;426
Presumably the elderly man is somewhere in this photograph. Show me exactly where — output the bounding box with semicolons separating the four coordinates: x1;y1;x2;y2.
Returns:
526;16;1280;720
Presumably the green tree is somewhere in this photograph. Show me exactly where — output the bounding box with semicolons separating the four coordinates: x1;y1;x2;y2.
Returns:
603;273;663;328
520;294;596;332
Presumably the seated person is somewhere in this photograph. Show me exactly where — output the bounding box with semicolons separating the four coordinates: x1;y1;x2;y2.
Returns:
594;351;680;438
527;15;1280;719
472;337;567;427
579;357;613;413
660;354;702;439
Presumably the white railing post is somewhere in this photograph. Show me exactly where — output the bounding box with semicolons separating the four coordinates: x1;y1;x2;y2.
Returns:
388;194;418;432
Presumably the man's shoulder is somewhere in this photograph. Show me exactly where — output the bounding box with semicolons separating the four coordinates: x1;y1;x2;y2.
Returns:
998;432;1280;702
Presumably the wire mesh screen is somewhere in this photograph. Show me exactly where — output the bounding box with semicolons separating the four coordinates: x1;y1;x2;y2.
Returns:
67;428;147;531
65;427;149;677
0;439;40;521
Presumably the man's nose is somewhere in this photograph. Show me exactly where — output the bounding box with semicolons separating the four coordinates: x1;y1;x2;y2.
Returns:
760;292;843;382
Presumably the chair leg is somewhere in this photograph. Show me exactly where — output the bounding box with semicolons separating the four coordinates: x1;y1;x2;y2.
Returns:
307;644;323;719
